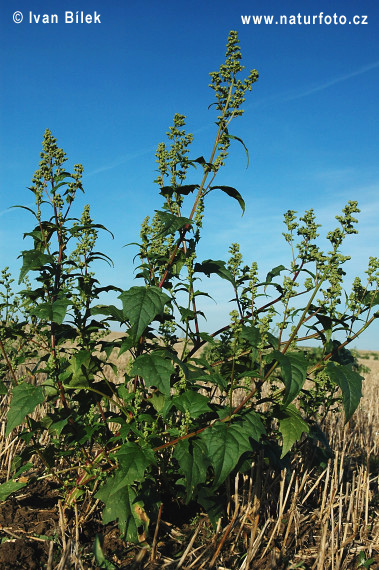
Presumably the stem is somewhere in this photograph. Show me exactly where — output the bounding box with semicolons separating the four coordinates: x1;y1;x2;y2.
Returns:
0;338;19;385
158;81;235;290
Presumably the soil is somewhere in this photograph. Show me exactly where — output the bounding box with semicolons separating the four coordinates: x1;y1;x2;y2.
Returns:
0;478;201;569
0;478;124;569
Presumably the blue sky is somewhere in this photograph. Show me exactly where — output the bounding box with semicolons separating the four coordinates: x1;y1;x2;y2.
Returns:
1;0;379;348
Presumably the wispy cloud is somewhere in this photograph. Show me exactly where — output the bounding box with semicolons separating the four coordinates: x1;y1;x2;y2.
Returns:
284;60;379;102
247;60;379;112
85;147;155;177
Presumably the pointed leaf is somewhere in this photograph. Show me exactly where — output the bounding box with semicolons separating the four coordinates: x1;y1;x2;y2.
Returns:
6;383;44;436
326;362;363;422
119;286;170;340
278;405;309;458
241;324;261;361
173;390;211;418
227;134;250;167
18;250;54;283
30;296;71;325
154;211;192;237
0;479;28;502
96;479;149;543
131;353;174;395
61;350;93;388
114;443;156;488
209;186;245;214
173;439;209;502
267;351;308;407
160;184;199;199
265;265;286;288
194;259;235;285
93;535;116;570
91;304;125;323
201;411;265;487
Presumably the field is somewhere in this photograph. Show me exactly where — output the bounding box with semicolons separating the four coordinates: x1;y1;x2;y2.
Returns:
0;349;378;570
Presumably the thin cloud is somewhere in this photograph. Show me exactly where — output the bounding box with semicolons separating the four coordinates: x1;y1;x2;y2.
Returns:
86;147;154;177
285;60;379;101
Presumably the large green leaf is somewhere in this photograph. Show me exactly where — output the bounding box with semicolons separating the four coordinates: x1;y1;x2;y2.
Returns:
267;351;308;407
209;185;245;214
91;304;125;323
6;383;45;436
29;296;71;325
96;444;154;542
119;286;170;341
173;390;211;418
18;250;54;284
194;259;235;285
114;443;156;488
173;439;209;503
278;404;309;458
130;353;174;395
61;350;94;388
160;185;199;199
201;411;265;487
96;478;149;543
154;211;192;237
326;362;363;422
0;479;28;502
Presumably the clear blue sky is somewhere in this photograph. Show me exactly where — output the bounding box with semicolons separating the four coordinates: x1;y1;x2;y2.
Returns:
1;0;379;348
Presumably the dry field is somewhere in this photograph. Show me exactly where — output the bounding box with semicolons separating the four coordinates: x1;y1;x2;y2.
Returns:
0;350;378;569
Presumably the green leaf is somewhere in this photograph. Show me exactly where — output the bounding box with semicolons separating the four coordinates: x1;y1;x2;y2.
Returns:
18;250;54;284
91;304;125;323
6;383;45;436
173;439;209;503
241;324;261;361
227;134;250;167
194;259;235;285
173;391;211;419
201;411;265;487
0;479;28;502
61;350;95;388
265;265;286;289
29;296;71;325
160;184;199;199
119;286;170;341
362;290;379;307
278;404;309;458
93;535;116;570
130;353;174;395
238;410;266;444
267;351;308;407
95;445;153;542
114;443;156;488
209;186;245;214
154;211;192;237
0;380;8;395
326;362;363;422
96;478;149;543
197;487;225;529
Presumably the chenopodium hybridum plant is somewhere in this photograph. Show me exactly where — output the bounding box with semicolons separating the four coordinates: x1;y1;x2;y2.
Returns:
1;31;379;542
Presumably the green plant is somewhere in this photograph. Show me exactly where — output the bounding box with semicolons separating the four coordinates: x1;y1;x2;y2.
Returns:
357;551;376;568
1;31;379;545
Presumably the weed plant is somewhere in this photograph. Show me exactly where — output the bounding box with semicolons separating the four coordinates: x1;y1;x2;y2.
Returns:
1;31;379;550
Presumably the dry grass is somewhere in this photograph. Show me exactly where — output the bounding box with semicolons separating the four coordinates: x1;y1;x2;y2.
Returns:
0;352;378;569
